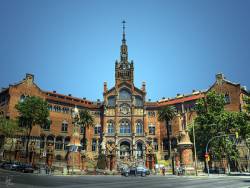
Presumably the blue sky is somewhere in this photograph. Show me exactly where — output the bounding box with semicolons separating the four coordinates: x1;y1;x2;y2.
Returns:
0;0;250;101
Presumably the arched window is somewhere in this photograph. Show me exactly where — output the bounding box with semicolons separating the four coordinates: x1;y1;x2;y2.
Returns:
148;124;155;135
120;119;131;134
94;124;101;135
92;139;97;151
119;88;131;100
136;121;143;135
171;137;178;149
107;120;114;134
46;135;54;144
55;136;63;150
153;138;158;151
42;119;51;130
64;137;70;150
108;96;116;107
20;95;26;102
40;135;45;149
224;93;231;104
61;121;68;132
135;96;143;107
80;126;84;134
136;142;143;159
163;138;168;151
48;105;53;111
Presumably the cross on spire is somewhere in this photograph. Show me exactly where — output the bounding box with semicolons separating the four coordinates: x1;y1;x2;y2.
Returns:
122;20;126;43
122;20;126;34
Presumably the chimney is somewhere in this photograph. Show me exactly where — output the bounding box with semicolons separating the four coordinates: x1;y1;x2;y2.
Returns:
216;73;225;84
104;82;107;93
142;81;146;91
242;86;247;91
25;73;34;82
68;94;72;97
53;91;56;93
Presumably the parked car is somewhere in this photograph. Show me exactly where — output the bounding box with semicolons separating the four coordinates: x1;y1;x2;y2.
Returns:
16;164;34;173
1;162;20;170
121;166;150;177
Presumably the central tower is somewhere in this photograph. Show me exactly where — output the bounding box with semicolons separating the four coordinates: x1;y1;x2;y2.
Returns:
115;21;134;86
103;21;146;171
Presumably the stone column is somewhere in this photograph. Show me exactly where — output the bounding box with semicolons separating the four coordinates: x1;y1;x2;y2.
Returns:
96;139;99;153
177;131;193;167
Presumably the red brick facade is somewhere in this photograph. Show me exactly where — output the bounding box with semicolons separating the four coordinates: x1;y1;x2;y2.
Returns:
0;33;249;170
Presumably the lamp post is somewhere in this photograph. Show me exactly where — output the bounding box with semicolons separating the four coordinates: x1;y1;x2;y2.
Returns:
192;122;198;176
67;106;81;174
205;133;237;176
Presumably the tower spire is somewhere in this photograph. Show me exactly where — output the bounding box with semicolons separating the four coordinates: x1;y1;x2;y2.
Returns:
120;20;128;62
122;20;126;44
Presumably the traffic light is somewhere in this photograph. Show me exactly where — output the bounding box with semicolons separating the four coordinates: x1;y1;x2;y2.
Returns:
205;153;210;161
235;132;239;139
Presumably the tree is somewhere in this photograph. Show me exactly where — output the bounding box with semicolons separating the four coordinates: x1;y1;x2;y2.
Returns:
15;96;49;161
78;109;94;151
192;91;226;160
0;116;22;160
190;91;250;170
158;106;176;158
244;96;250;114
97;153;106;170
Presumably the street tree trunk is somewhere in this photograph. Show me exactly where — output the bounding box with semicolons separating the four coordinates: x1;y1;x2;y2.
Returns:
83;126;87;151
25;123;32;163
166;120;171;158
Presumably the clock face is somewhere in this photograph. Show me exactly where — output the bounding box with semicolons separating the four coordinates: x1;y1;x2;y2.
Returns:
120;103;130;115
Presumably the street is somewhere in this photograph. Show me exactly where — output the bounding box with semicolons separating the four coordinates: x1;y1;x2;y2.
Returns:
0;169;250;188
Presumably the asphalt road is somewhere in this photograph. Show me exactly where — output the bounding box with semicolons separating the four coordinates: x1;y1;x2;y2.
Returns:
0;169;250;188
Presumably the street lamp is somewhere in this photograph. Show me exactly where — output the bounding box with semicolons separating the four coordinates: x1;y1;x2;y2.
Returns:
205;133;237;176
67;106;81;174
192;121;198;176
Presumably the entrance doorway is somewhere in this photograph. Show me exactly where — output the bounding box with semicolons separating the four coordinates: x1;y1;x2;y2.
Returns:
120;141;130;159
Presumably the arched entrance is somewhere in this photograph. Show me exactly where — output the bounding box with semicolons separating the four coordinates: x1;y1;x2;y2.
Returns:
120;141;131;159
136;142;144;159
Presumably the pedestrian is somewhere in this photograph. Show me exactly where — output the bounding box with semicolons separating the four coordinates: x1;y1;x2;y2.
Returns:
45;165;48;175
162;167;165;176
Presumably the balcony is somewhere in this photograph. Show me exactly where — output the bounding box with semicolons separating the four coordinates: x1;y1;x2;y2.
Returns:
135;133;144;137
106;133;115;136
118;133;132;137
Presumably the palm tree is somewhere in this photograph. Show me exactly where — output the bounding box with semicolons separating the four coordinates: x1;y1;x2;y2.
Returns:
158;106;176;158
78;109;94;151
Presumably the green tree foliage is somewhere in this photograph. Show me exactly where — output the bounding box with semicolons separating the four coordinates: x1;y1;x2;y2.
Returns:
15;96;49;160
244;96;250;114
189;91;250;162
158;106;176;158
78;109;94;150
0;116;22;156
0;116;19;138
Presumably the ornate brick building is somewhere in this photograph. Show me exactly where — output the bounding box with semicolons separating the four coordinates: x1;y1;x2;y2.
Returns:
0;25;249;171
